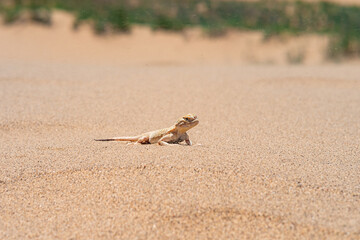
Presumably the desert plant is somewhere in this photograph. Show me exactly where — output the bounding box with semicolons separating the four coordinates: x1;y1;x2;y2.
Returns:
1;0;360;57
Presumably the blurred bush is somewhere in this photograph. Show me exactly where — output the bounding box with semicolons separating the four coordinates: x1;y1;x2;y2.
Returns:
0;0;51;24
1;0;360;58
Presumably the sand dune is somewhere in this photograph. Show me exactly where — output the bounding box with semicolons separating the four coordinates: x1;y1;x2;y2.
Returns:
0;12;360;239
0;11;332;65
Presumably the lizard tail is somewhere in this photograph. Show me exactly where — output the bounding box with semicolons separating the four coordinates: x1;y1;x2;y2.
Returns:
94;136;139;142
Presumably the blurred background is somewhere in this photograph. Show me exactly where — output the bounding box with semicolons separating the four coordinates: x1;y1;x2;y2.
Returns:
1;0;360;65
1;2;360;239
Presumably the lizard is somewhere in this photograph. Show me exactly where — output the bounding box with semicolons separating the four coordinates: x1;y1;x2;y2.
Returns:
94;114;199;146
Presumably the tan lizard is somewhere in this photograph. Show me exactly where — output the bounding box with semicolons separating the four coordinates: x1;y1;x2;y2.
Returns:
95;114;199;146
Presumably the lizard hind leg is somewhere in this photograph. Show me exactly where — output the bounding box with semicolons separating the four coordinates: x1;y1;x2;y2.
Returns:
135;135;150;144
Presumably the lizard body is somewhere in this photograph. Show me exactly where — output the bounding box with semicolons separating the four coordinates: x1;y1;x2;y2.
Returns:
95;114;199;146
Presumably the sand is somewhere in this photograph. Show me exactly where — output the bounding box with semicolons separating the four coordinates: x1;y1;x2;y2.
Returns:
0;11;360;240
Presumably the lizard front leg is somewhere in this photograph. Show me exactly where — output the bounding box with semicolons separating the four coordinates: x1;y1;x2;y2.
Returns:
157;134;174;146
182;132;192;146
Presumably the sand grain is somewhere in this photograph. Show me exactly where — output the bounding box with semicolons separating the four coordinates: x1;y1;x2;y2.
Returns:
0;14;360;239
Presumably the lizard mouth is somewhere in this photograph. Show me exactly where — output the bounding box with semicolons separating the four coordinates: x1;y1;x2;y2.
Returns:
190;119;199;125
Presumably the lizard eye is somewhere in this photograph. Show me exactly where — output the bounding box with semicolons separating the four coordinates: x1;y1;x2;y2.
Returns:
184;117;189;121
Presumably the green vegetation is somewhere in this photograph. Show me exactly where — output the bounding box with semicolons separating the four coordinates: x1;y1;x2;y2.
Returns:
1;0;360;58
0;0;51;25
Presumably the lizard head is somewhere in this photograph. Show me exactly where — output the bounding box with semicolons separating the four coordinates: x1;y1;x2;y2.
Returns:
175;114;199;131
